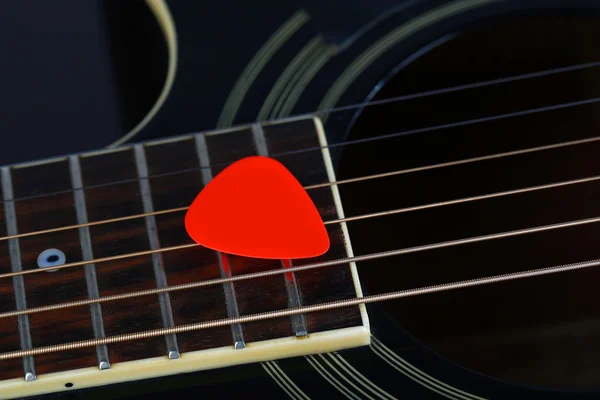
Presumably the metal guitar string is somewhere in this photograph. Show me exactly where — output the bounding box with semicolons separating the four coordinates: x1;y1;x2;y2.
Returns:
0;63;598;360
2;60;599;206
0;132;599;244
0;168;599;281
1;213;599;319
6;95;600;206
1;256;600;360
307;60;600;119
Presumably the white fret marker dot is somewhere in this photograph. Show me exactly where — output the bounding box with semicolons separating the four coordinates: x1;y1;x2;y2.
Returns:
37;248;66;272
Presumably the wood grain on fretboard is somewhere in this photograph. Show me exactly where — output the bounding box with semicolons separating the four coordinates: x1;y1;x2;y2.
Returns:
0;117;365;383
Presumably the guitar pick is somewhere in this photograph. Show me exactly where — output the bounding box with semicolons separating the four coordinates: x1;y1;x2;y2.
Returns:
185;156;330;259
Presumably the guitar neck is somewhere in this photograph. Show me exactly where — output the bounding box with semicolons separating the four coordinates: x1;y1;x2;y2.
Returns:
0;116;369;399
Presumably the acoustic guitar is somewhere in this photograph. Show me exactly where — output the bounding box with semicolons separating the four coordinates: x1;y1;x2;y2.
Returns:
2;0;600;398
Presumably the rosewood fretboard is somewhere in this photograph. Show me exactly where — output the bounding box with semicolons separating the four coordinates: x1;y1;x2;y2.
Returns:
0;117;368;397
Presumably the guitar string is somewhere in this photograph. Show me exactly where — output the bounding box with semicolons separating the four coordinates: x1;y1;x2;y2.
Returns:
0;129;598;244
1;213;599;319
2;256;600;360
7;95;600;206
0;63;597;359
2;61;599;205
0;168;598;281
307;60;600;119
0;63;596;333
0;166;600;279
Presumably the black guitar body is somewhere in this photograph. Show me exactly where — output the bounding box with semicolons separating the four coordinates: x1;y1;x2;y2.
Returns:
5;0;600;398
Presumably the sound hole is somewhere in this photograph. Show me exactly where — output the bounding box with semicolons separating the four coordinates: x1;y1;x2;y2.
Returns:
339;15;600;389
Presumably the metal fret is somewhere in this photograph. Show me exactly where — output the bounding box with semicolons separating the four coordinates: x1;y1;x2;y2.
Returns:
252;124;308;337
251;123;269;156
281;260;308;337
217;253;246;349
1;167;36;381
133;145;180;359
68;156;111;370
194;134;214;185
194;133;246;349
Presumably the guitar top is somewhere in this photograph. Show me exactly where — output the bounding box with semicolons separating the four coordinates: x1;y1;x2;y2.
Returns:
2;0;600;399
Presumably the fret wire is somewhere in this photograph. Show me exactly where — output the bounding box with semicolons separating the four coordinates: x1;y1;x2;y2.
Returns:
281;259;308;337
217;253;246;349
2;256;600;361
195;133;247;350
134;144;180;359
194;133;213;185
68;155;111;370
0;133;597;245
2;214;600;320
252;123;309;337
251;123;269;156
1;167;36;381
2;95;600;206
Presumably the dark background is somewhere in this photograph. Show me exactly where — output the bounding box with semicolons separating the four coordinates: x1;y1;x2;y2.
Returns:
0;1;112;162
0;0;396;166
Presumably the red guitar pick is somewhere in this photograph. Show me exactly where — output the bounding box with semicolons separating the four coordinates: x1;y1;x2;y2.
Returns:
185;156;330;259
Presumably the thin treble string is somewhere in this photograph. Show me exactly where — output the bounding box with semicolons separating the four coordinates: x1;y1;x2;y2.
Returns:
0;171;599;281
326;174;600;225
2;213;600;318
2;256;600;360
1;133;599;243
308;60;600;118
0;61;591;359
3;62;600;205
